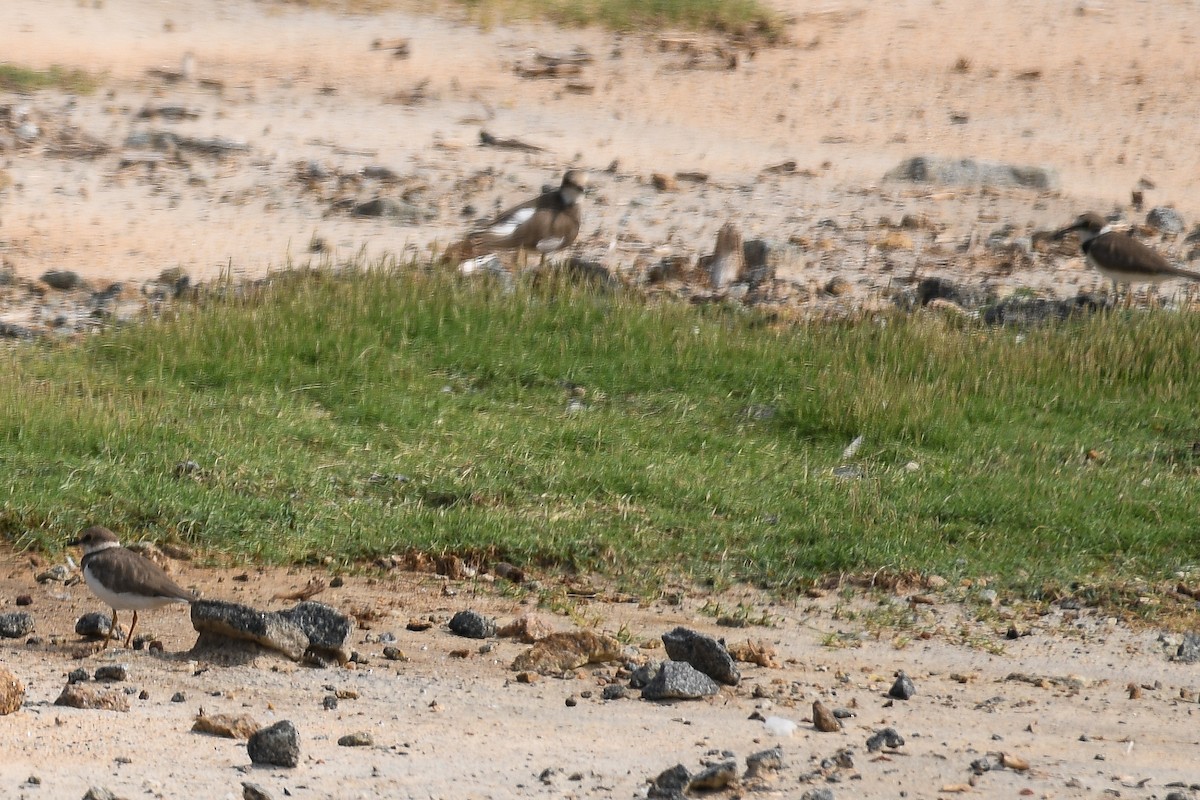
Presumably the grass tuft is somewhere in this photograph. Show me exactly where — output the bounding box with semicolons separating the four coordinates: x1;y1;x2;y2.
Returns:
2;263;1200;604
0;63;102;95
452;0;783;38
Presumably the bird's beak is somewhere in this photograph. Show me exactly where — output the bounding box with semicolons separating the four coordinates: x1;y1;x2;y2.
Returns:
1052;221;1082;240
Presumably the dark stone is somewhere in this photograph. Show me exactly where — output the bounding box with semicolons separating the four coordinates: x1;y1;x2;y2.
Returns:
866;727;906;752
914;277;976;307
688;760;737;792
171;691;186;702
94;665;128;682
601;684;629;700
0;612;34;639
322;695;338;710
75;614;117;638
884;156;1057;190
67;668;89;685
888;671;916;700
1146;207;1185;234
981;293;1103;326
448;610;495;640
801;790;835;800
15;595;32;607
742;239;774;287
278;601;355;663
82;788;126;800
0;322;36;340
40;270;84;291
661;627;740;686
242;783;275;800
337;731;373;747
190;600;308;661
247;720;300;768
649;764;690;799
640;661;721;700
629;660;660;689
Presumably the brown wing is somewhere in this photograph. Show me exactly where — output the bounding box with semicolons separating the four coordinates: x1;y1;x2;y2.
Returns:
1088;233;1200;279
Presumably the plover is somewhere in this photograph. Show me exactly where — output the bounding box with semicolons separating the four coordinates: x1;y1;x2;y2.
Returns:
1053;212;1200;291
70;526;197;648
460;170;588;263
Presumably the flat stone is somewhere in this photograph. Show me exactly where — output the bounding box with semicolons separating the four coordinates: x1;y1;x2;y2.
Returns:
0;611;34;639
193;711;260;739
661;626;740;685
93;665;128;682
55;684;130;712
641;661;721;701
247;720;299;768
190;600;309;661
511;631;623;674
884;156;1057;189
0;667;24;714
866;727;905;752
40;270;84;290
337;731;374;747
242;783;275;800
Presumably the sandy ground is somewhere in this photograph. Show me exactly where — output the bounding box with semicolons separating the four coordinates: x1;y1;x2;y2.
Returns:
3;546;1200;799
5;2;1200;797
4;0;1200;306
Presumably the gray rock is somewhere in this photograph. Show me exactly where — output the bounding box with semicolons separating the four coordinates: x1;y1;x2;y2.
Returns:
661;627;740;686
337;731;374;747
75;612;118;640
351;197;432;223
888;671;916;700
688;760;737;792
1146;206;1185;234
866;727;905;752
247;720;299;768
0;612;34;638
744;745;784;779
743;239;774;287
629;660;660;689
648;764;690;799
0;322;36;340
801;790;834;800
82;788;128;800
884;156;1057;190
190;600;309;661
1175;632;1200;663
448;610;495;640
41;270;84;291
36;565;71;583
640;661;721;700
93;665;128;682
242;783;274;800
601;684;629;700
278;601;355;664
68;668;90;685
981;293;1103;326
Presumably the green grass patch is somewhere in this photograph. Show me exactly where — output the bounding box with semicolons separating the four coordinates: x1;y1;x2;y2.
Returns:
2;264;1199;603
452;0;783;38
0;63;101;95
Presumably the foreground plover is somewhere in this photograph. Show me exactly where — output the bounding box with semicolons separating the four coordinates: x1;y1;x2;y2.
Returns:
1053;212;1200;292
70;526;197;648
461;170;588;263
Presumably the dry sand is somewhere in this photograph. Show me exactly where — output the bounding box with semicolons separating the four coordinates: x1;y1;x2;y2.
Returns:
4;0;1200;303
4;2;1200;797
3;547;1200;799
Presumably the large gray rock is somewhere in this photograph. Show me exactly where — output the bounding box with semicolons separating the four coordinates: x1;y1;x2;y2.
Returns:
247;720;299;768
640;661;721;700
1146;206;1186;234
661;627;740;686
0;612;34;639
449;610;496;639
278;602;355;664
190;600;308;661
884;156;1057;190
